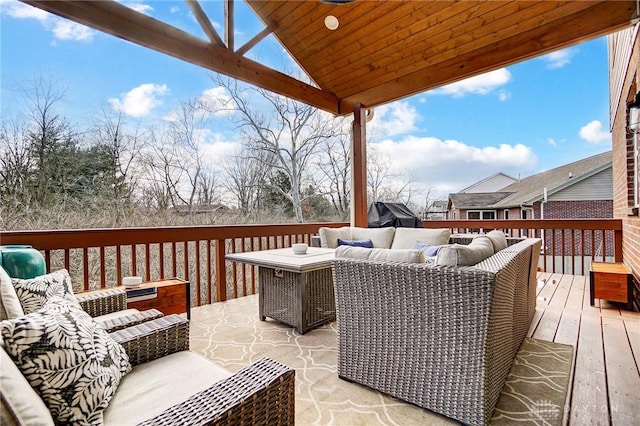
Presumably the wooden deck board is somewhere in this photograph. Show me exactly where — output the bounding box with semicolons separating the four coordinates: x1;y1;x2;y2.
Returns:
534;271;640;425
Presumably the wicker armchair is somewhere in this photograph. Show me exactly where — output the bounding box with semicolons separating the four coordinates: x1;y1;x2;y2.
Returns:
333;238;541;426
1;312;295;426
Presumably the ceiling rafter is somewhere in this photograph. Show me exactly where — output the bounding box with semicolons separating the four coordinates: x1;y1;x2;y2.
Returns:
185;0;223;47
20;0;340;114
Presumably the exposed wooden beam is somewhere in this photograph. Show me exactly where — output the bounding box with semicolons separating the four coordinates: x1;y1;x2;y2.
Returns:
236;24;275;57
185;0;224;47
225;0;234;52
339;1;636;113
21;0;340;115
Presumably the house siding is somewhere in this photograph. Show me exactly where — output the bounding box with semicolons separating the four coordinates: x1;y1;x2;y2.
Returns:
547;168;613;201
609;25;640;285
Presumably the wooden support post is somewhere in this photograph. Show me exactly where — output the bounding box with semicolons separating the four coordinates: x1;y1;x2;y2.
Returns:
351;104;368;227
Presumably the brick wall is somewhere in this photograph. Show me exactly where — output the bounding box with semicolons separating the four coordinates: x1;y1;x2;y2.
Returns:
611;29;640;286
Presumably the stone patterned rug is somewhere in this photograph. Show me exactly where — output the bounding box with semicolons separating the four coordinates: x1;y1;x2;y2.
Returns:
189;295;573;426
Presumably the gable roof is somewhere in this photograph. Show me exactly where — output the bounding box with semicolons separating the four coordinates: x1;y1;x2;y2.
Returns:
459;172;518;193
448;192;513;210
21;1;637;115
494;151;613;208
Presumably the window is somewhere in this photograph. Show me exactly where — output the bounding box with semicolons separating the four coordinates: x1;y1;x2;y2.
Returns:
467;210;496;220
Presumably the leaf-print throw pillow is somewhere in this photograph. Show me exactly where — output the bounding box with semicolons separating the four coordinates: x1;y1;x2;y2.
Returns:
0;296;131;425
12;269;75;314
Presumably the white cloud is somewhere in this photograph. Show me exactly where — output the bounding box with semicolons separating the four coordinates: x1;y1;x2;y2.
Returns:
373;136;537;194
199;87;235;117
543;48;575;69
431;68;511;98
1;0;95;41
579;120;611;144
123;2;154;14
108;83;169;117
498;90;511;101
52;20;93;41
370;101;419;137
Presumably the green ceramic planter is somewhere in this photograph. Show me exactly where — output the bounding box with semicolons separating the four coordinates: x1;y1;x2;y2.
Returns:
0;245;46;279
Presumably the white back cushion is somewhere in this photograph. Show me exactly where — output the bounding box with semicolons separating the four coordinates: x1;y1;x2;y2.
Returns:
350;227;396;248
0;347;54;426
319;227;352;248
0;266;24;321
391;228;451;249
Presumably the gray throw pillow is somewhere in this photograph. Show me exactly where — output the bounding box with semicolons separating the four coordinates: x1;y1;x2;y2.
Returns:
436;236;495;266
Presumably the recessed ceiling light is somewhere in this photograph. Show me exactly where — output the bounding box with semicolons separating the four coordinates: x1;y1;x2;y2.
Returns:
325;15;339;30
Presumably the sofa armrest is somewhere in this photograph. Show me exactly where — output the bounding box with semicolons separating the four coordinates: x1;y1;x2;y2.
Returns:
76;288;127;317
110;315;189;366
138;357;295;426
94;308;164;333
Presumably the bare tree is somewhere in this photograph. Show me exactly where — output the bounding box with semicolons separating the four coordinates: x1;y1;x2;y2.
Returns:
222;143;274;219
91;107;146;217
209;75;340;222
367;145;415;205
315;131;351;220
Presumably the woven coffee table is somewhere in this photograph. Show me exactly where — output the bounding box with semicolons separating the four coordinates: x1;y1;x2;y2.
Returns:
226;247;336;334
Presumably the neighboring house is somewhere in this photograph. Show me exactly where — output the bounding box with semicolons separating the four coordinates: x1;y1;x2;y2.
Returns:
421;200;448;220
458;172;518;193
447;151;613;221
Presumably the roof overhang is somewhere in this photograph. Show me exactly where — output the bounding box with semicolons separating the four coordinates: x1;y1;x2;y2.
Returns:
20;1;638;116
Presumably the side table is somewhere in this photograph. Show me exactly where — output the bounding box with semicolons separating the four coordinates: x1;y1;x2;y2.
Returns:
589;262;634;311
125;279;191;319
226;247;335;334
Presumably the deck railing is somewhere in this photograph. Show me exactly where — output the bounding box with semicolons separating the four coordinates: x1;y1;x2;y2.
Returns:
0;218;622;307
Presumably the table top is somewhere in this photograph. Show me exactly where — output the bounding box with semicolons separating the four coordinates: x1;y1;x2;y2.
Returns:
226;247;335;273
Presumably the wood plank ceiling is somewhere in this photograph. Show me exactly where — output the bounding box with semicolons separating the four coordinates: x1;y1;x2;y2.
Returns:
20;1;638;116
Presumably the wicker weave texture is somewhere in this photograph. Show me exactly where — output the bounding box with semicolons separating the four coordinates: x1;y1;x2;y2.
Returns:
333;240;537;426
259;266;335;334
76;288;127;317
95;308;164;333
110;314;189;366
138;357;295;426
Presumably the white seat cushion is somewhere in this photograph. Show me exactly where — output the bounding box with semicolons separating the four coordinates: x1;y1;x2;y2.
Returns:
350;227;396;248
319;227;352;248
104;351;231;426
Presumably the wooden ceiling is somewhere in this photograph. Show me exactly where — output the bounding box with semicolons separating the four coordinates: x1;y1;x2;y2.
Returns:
21;1;637;116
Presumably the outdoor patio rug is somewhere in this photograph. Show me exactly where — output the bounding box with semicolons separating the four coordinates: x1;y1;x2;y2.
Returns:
490;337;574;426
189;296;573;425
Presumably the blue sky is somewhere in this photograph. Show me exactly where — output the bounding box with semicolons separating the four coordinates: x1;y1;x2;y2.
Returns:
1;0;613;200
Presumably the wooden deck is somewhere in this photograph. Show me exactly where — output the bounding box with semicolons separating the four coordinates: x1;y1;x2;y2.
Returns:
531;272;640;425
189;272;640;425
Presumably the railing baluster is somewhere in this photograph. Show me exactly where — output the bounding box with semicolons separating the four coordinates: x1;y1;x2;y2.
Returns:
145;244;151;281
82;248;89;291
183;241;189;281
171;242;177;277
116;246;122;283
215;239;226;302
159;243;165;279
206;240;212;305
232;238;238;299
131;244;137;277
195;240;201;306
99;247;106;289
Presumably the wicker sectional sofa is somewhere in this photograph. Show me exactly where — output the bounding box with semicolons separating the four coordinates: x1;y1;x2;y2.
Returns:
327;227;541;425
